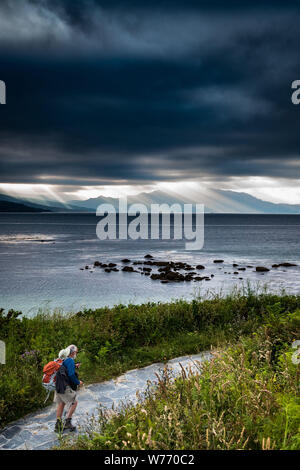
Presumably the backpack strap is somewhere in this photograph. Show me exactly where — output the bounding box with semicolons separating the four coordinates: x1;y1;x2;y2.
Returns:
43;390;51;404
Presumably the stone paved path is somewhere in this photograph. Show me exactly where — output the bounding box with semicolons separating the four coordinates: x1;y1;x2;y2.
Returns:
0;352;211;450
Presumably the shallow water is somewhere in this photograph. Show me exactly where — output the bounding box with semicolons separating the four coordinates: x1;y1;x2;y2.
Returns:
0;213;299;315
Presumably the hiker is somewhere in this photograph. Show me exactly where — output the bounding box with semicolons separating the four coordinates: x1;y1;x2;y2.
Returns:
54;344;83;433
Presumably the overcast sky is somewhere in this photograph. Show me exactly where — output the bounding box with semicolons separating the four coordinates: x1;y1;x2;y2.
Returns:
0;0;299;203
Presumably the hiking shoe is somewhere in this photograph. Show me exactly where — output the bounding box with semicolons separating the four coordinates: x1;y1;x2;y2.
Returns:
64;418;76;432
54;418;64;434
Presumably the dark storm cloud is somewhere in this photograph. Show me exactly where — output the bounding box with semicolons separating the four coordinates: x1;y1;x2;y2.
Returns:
0;0;299;185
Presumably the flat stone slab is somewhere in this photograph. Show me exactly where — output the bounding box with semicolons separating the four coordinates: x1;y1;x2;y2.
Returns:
0;351;211;451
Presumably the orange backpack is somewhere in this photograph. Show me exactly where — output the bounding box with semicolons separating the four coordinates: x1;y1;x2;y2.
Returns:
42;358;63;392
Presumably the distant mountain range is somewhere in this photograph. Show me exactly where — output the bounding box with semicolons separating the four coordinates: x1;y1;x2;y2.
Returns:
69;189;300;214
1;189;300;214
0;193;84;213
0;200;50;213
0;194;52;212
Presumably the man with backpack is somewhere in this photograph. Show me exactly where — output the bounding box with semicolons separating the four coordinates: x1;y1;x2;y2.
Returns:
53;344;83;433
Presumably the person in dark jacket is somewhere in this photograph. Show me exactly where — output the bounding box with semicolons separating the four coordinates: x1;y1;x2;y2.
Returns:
54;345;83;433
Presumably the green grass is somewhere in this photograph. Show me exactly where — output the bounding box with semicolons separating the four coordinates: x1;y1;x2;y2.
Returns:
57;307;300;450
1;287;300;431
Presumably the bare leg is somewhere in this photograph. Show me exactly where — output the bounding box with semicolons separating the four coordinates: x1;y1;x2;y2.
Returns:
66;400;78;419
56;403;65;419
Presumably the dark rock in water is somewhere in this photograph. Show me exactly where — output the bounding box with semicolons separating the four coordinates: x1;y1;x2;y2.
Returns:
233;263;238;267
94;261;101;267
166;271;181;281
122;266;135;272
238;267;246;271
150;273;161;280
247;266;253;268
211;274;214;277
104;268;111;273
272;262;296;268
150;270;185;282
101;264;108;268
278;262;297;267
161;280;169;283
111;268;119;272
239;278;243;280
196;265;205;270
144;272;150;276
205;278;211;281
214;260;224;263
145;254;154;259
173;262;186;269
80;268;84;271
158;266;171;272
108;263;117;267
85;266;89;270
185;272;194;278
233;272;239;274
121;259;131;263
194;276;205;281
256;266;270;272
143;267;152;272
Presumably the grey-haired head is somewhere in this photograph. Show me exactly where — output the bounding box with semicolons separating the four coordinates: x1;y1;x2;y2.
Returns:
58;344;78;360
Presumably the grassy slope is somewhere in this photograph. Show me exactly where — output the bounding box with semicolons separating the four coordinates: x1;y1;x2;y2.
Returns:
59;305;300;450
0;289;299;434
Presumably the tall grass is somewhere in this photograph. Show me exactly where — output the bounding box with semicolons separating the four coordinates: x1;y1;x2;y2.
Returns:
58;306;300;450
1;288;299;429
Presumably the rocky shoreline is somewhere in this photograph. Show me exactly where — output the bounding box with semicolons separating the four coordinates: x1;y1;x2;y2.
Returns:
80;255;298;284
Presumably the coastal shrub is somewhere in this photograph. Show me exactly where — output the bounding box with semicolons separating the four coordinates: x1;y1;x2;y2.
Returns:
60;307;299;450
0;292;299;428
